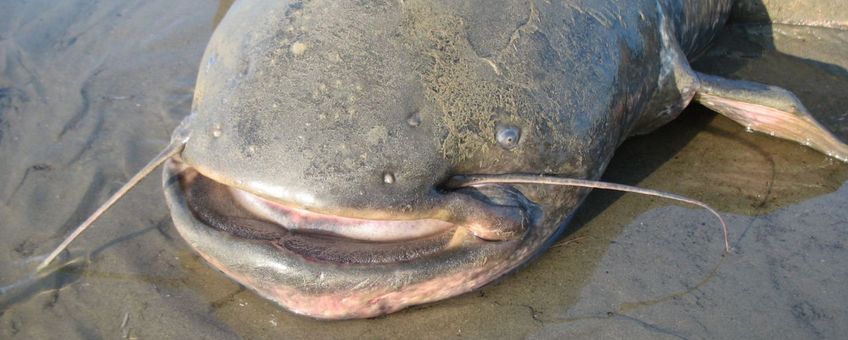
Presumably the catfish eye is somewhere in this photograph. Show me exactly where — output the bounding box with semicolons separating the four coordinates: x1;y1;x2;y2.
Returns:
496;125;521;150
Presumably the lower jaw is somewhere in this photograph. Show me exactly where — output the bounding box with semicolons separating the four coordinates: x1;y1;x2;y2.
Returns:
162;159;575;319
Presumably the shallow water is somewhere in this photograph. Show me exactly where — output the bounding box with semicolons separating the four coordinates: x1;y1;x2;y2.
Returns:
1;1;846;339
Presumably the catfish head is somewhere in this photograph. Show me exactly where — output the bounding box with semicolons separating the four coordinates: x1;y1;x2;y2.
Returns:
162;0;660;319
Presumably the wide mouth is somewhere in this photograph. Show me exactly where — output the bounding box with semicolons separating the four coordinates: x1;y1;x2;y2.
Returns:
170;158;542;266
162;158;584;319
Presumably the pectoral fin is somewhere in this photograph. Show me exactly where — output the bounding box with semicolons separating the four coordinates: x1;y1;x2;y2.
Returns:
694;72;848;162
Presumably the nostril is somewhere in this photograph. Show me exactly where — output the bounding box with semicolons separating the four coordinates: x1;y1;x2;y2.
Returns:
383;172;396;184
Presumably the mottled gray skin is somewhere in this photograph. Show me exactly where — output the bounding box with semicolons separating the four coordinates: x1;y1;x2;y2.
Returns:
163;0;733;318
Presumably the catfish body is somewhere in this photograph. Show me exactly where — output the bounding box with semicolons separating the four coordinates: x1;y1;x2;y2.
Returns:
158;0;846;319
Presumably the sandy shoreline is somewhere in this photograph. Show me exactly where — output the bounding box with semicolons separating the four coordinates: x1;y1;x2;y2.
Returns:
1;1;847;338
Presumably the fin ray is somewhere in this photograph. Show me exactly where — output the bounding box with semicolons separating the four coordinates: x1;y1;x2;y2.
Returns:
695;72;848;162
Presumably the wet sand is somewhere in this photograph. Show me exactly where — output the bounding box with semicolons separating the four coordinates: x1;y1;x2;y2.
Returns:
1;1;847;339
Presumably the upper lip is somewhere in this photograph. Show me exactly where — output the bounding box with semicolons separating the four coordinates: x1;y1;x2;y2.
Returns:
181;162;538;245
186;164;535;244
231;186;456;242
